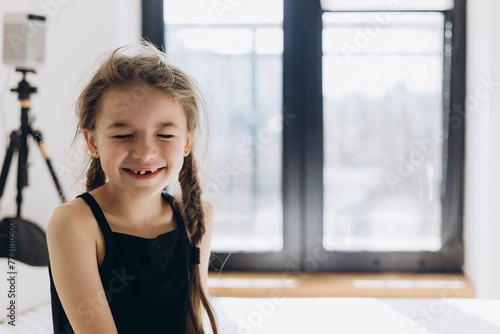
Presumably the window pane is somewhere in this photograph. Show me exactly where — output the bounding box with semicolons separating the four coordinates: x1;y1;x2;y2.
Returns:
164;0;282;24
322;12;445;251
164;0;283;252
320;0;453;11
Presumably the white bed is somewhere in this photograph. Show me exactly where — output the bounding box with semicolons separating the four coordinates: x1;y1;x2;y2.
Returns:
0;259;53;334
1;293;500;333
212;297;500;334
0;303;52;334
1;259;499;333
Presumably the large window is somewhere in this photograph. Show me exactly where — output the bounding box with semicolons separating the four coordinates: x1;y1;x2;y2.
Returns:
149;0;466;272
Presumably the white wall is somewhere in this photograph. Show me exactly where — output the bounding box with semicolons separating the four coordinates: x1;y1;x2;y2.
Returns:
464;0;500;298
0;0;141;228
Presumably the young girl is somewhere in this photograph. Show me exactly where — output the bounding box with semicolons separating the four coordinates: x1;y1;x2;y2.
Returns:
47;42;218;334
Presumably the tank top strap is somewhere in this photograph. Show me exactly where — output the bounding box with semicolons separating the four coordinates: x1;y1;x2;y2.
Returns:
76;192;114;238
161;192;190;240
161;192;199;265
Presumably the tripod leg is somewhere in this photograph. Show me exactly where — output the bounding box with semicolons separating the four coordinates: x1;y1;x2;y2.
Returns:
0;131;19;198
31;130;67;203
16;106;32;217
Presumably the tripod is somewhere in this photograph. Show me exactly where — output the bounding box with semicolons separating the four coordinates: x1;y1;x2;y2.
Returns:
0;68;66;218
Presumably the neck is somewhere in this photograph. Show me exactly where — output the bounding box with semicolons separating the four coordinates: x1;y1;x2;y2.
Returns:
94;183;165;225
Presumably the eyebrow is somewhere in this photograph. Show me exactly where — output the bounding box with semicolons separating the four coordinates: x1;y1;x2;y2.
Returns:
106;121;179;130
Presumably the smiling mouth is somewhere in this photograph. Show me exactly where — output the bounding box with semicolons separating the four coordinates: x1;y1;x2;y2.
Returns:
124;167;165;175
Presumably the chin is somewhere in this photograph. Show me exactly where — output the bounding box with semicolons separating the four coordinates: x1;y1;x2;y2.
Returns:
130;187;166;198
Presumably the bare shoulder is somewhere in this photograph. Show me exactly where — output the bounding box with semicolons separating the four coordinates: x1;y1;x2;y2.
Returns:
51;197;90;217
46;197;96;243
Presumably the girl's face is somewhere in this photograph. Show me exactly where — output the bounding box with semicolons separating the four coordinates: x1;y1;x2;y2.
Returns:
83;87;192;197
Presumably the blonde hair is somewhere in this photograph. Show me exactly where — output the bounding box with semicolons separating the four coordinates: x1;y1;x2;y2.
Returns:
74;41;217;333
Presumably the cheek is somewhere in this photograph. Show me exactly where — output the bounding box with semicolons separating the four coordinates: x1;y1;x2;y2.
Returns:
99;156;116;176
163;140;185;156
98;145;124;172
162;144;186;175
165;145;185;164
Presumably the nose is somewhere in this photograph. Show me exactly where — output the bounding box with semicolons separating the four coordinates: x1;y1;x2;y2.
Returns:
131;137;158;161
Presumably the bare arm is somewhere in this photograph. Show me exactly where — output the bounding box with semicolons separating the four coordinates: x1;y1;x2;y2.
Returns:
200;200;214;292
47;203;118;334
186;200;215;333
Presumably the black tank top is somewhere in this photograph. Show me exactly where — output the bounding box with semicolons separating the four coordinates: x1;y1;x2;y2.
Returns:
48;192;195;334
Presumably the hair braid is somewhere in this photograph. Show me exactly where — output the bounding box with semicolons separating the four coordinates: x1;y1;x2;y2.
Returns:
86;157;106;192
179;154;205;245
178;153;217;334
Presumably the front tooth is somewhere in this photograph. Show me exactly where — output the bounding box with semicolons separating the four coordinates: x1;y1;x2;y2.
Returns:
139;171;146;175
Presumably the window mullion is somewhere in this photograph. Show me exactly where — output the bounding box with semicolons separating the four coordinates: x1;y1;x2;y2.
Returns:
440;0;466;271
283;0;324;271
142;0;165;49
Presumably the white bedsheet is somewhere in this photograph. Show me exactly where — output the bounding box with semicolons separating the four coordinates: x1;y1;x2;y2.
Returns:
0;302;52;334
212;297;500;334
1;297;499;333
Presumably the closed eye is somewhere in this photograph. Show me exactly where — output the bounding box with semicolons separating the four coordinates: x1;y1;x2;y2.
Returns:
113;135;132;139
158;135;174;139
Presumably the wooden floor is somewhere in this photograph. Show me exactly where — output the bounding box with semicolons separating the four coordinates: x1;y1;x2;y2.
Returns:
207;271;475;299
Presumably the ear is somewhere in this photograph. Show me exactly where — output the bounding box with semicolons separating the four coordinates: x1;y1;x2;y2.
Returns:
184;132;193;157
83;129;99;156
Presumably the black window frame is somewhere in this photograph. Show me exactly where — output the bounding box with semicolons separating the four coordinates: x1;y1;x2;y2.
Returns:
143;0;466;273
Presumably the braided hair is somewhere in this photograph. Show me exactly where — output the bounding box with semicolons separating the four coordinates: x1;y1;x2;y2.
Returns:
178;154;217;332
